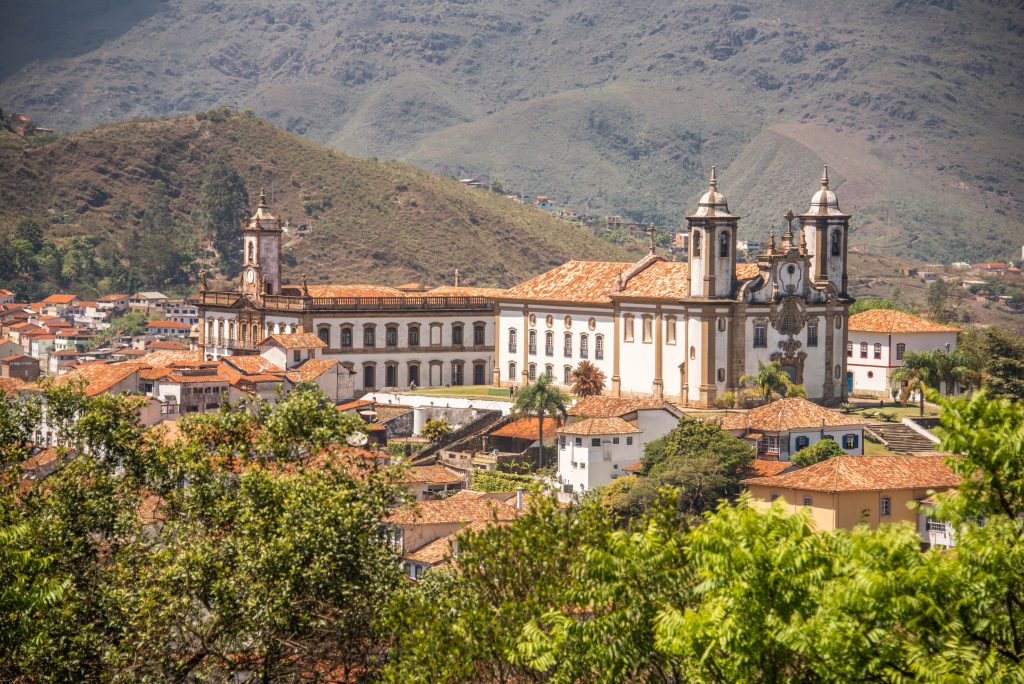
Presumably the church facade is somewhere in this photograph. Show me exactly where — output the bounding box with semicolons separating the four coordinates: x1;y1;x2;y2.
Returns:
493;167;853;407
197;192;500;393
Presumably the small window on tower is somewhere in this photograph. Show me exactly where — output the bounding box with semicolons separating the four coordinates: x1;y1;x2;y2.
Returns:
692;231;702;257
248;243;255;262
831;231;841;257
720;231;729;257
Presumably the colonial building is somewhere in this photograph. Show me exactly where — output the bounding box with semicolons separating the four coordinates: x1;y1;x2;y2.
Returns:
494;167;854;407
197;191;500;393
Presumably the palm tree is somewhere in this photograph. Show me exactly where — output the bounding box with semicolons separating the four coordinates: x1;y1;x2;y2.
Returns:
891;350;936;416
931;348;982;395
511;374;570;469
740;361;791;403
570;360;606;396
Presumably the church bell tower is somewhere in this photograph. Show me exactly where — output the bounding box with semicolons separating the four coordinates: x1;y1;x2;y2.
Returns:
241;189;283;298
799;166;850;296
687;167;739;298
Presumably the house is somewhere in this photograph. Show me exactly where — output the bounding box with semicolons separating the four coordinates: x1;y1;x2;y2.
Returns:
129;292;169;313
917;492;957;549
741;455;959;532
0;338;24;359
555;396;685;492
1;354;40;382
259;332;327;370
846;309;959;398
39;294;80;316
400;464;466;500
972;262;1007;276
146;320;192;338
97;294;130;314
23;332;56;361
163;300;200;326
718;397;867;460
286;357;353;403
535;195;557;211
0;289;16;304
54;329;94;352
385;494;522;580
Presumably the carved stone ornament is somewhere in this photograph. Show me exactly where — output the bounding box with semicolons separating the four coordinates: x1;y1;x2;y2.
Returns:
769;296;807;335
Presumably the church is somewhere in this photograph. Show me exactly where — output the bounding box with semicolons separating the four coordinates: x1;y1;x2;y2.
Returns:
198;167;853;407
492;167;853;407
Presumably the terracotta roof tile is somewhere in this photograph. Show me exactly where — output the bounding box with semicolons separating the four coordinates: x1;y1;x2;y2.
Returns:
741;455;959;492
292;358;337;382
41;294;78;304
718;398;865;433
490;417;561;439
222;355;283;375
0;377;34;395
385;497;520;525
748;460;799;477
401;464;464;485
426;285;506;298
262;332;327;350
135;350;201;366
558;416;640;435
305;284;407;298
568;395;679;417
848;309;958;334
58;362;146;396
337;399;375;412
402;535;454;566
98;294;129;302
146;340;189;350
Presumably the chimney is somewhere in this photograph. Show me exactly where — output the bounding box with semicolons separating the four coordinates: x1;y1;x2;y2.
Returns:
515;486;524;510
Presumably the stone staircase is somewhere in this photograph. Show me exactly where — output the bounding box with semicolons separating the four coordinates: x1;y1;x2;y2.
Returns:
865;422;937;453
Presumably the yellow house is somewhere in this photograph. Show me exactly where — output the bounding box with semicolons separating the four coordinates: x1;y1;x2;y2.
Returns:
741;455;959;531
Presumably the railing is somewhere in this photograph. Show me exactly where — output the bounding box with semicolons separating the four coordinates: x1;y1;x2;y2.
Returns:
204;337;258;351
199;290;494;312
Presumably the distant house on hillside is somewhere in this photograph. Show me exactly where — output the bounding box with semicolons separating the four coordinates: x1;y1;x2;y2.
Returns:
534;195;557;211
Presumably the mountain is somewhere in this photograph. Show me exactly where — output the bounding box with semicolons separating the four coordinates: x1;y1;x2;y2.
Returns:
0;110;636;296
1;0;1021;264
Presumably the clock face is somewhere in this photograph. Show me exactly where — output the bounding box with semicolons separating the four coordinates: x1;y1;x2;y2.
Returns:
246;268;256;284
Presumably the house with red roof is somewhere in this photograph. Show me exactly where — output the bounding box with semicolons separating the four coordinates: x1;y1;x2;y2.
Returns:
846;309;959;398
0;289;16;304
39;293;80;316
147;319;192;339
718;397;867;460
1;354;40;382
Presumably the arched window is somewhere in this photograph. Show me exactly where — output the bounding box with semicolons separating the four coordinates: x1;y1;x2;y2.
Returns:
509;361;517;381
692;230;702;257
860;342;868;358
528;363;537;381
528;330;537;355
666;315;677;344
508;328;517;353
240;325;248;343
545;331;554;356
544;364;553;379
473;323;485;346
873;342;882;359
363;364;375;389
563;332;572;357
595;334;605;360
831;230;841;257
563;366;572;384
642;315;653;343
623;315;635;342
896;343;906;360
719;231;729;257
251;323;259;343
580;333;589;358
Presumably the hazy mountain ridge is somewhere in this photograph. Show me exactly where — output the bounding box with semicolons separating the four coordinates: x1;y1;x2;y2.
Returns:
1;0;1022;262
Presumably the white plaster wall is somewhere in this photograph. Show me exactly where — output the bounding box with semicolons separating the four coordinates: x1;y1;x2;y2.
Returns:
558;435;642;493
686;317;703;403
635;409;681;444
618;304;657;395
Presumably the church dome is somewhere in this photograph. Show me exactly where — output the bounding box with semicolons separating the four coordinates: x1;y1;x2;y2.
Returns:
806;166;843;215
691;167;734;218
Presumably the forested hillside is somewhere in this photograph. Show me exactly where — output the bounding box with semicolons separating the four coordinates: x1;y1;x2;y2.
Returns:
1;0;1021;262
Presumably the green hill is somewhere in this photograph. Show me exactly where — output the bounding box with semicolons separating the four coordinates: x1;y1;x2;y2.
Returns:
1;0;1021;263
0;110;636;299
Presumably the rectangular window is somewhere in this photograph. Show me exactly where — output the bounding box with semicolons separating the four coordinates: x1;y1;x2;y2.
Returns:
802;496;813;507
642;316;653;343
754;325;767;348
807;323;818;347
591;438;601;447
623;316;634;343
846;341;852;357
874;343;882;359
386;327;397;347
574;437;582;447
559;436;566;449
409;326;420;347
595;335;604;360
293;350;301;363
452;326;463;346
896;343;906;360
843;434;859;449
507;328;516;353
529;331;537;355
666;316;677;344
564;333;572;357
580;334;588;359
474;325;485;345
860;342;868;358
545;332;554;356
626;437;633;446
529;363;537;381
612;437;620;445
881;497;892;516
364;327;375;347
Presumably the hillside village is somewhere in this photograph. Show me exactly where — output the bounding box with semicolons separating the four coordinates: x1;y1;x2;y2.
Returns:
4;163;1012;593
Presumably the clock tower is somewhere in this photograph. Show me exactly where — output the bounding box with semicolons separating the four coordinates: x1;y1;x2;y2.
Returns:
241;189;283;298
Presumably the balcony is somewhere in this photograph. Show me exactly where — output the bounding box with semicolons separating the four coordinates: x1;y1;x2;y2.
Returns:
204;337;258;351
199;290;494;313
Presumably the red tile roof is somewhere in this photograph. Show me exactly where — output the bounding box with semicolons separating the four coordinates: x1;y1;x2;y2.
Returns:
40;294;78;304
426;285;506;298
401;464;464;485
222;355;283;375
306;284;407;298
741;455;959;492
292;358;337;382
848;309;958;334
490;417;561;439
558;416;640;435
57;362;146;396
568;395;679;418
147;319;192;330
262;332;327;350
748;460;799;477
336;399;375;412
385;497;520;525
718;398;865;433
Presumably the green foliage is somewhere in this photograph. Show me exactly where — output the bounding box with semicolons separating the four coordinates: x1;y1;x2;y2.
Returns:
197;154;249;277
421;418;453;443
848;297;914;315
927;279;958;323
470;469;534;493
980;326;1024;400
740;360;791;402
511;375;570;469
839;402;857;414
713;390;738;409
791;437;845;467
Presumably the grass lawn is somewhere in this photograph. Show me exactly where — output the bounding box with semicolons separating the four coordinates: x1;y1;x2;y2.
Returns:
863;439;900;457
847;399;941;420
405;385;514;401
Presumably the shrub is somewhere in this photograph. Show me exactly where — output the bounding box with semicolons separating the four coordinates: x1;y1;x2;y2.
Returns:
792;437;845;467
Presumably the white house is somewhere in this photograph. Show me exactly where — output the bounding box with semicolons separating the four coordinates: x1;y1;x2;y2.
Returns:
147;320;192;338
719;397;866;461
846;309;959;398
258;332;326;370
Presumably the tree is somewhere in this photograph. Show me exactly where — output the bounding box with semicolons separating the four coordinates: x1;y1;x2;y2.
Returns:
422;419;453;443
848;297;913;315
926;279;957;323
197;154;249;277
14;218;44;253
740;360;791;402
570;360;605;396
930;348;980;396
791;437;844;467
784;382;807;399
981;326;1024;400
511;375;569;469
891;350;936;416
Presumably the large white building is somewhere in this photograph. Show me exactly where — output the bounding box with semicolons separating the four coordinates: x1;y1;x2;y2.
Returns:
197;191;500;393
846;309;959;398
494;167;854;407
